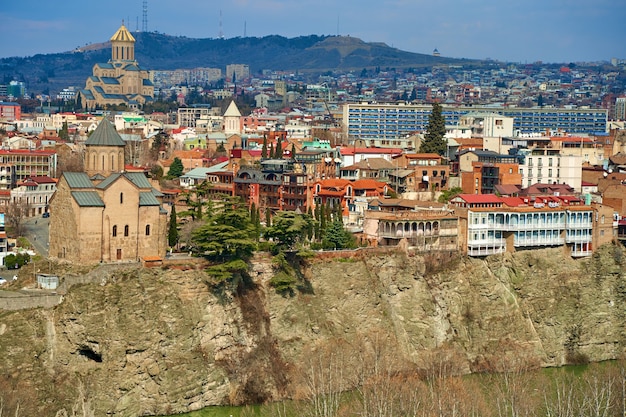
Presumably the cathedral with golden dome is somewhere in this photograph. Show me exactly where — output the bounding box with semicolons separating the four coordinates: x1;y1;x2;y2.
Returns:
78;23;154;110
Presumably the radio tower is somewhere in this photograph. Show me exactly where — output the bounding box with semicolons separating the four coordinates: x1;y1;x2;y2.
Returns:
142;0;148;32
218;10;224;39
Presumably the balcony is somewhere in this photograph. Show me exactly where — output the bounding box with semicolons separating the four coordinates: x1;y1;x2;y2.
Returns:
468;246;506;257
514;237;565;247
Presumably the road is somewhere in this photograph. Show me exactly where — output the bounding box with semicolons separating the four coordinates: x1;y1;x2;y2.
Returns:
22;215;50;257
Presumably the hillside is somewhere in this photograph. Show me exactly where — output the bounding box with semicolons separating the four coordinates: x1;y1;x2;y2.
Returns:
0;33;478;95
0;244;624;415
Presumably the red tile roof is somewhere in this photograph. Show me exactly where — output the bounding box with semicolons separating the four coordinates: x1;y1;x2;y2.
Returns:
456;194;503;204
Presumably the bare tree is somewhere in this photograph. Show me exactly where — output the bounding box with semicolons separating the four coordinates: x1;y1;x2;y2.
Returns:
297;338;353;417
5;199;31;236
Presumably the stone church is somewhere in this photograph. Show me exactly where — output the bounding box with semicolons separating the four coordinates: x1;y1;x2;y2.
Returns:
49;119;167;264
78;23;154;110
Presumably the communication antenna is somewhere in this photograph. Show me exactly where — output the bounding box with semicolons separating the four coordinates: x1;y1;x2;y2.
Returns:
218;10;224;39
244;21;247;37
142;0;148;32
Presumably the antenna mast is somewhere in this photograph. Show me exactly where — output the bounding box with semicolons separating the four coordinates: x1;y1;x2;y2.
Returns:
219;10;224;39
142;0;148;32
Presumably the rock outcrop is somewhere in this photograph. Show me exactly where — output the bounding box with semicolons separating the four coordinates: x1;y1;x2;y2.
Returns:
0;245;624;416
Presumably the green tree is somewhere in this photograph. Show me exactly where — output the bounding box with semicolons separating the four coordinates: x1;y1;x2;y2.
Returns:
275;136;283;159
179;182;213;221
323;220;355;249
191;197;257;287
419;102;447;156
168;204;179;248
266;211;315;251
268;143;274;160
291;143;297;159
261;136;268;159
168;157;184;178
59;121;69;141
437;186;463;203
265;207;272;228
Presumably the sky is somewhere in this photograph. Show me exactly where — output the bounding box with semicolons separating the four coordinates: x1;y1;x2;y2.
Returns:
1;0;625;63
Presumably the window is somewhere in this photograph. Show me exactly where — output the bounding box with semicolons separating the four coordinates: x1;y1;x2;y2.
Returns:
509;168;513;174
112;225;117;237
124;225;129;237
120;193;124;204
145;225;151;235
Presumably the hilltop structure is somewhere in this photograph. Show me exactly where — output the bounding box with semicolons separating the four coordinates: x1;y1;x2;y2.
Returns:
78;23;154;110
48;119;167;264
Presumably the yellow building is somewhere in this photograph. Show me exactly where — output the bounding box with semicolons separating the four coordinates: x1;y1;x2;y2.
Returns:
49;119;167;264
78;23;154;110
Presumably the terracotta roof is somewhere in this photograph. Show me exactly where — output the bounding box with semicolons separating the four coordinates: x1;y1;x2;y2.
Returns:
340;147;403;155
500;197;526;207
456;194;503;204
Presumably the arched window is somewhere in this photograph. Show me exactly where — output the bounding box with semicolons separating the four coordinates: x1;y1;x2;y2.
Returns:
112;225;117;237
124;225;129;237
145;225;150;236
120;192;123;204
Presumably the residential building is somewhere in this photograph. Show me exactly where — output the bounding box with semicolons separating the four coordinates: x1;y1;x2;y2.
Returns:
10;176;57;216
313;178;391;225
450;193;595;258
339;158;394;181
234;159;308;213
461;161;521;194
0;214;8;266
518;149;582;191
343;103;608;141
0;149;57;186
226;64;250;81
0;102;21;121
362;200;459;251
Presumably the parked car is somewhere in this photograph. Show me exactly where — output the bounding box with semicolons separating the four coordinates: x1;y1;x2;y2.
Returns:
42;212;50;218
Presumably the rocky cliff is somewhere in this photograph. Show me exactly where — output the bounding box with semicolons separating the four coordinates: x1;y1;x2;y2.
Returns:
0;244;624;416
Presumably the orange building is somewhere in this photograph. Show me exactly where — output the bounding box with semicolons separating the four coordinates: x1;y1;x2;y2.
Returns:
461;161;522;194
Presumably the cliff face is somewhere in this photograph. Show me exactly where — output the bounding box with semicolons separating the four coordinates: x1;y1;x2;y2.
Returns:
0;245;624;416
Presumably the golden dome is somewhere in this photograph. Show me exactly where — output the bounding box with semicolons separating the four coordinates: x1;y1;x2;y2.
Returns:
110;24;136;43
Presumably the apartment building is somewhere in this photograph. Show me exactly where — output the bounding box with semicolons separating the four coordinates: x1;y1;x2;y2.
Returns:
518;149;582;191
226;64;250;81
362;201;459;251
451;194;595;258
342;103;608;141
0;102;20;121
0;149;57;187
10;176;57;216
461;161;522;194
234;159;308;213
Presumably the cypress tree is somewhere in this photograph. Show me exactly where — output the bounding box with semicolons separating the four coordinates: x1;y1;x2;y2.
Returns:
419;102;447;156
168;204;179;248
261;136;268;159
265;207;271;228
275;136;283;158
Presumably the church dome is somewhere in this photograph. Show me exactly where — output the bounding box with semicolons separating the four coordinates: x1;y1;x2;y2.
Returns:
110;23;136;43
